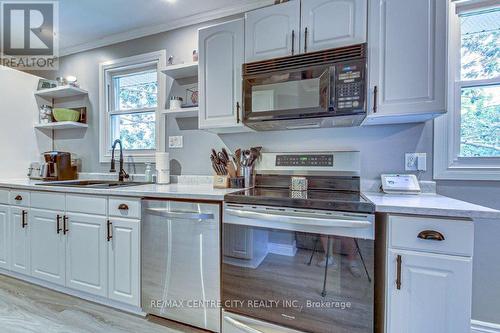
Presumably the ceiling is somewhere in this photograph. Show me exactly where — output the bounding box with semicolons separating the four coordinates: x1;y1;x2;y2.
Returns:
57;0;271;56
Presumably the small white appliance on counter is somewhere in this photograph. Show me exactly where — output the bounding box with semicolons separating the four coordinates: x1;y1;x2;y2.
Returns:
155;152;170;184
381;174;421;194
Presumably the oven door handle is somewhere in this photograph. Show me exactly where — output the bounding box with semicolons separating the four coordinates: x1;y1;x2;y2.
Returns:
225;208;371;228
145;208;214;220
224;316;264;333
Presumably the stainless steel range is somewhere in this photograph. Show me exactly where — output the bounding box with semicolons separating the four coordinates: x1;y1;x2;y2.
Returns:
222;151;375;333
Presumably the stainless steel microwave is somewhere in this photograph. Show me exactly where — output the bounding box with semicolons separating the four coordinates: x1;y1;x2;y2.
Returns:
242;44;367;131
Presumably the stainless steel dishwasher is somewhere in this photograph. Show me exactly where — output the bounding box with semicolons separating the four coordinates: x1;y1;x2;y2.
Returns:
142;199;221;332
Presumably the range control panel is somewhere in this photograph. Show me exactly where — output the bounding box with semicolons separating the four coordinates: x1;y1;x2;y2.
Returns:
276;154;334;167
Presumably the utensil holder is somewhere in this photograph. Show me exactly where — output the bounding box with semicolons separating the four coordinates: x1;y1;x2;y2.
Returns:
230;176;245;189
243;166;255;188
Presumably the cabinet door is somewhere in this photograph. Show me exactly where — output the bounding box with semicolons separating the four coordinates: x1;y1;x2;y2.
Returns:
0;205;9;269
199;19;246;132
108;218;140;306
301;0;367;53
245;1;300;62
10;207;30;275
387;250;472;333
30;209;66;285
65;213;107;297
365;0;446;125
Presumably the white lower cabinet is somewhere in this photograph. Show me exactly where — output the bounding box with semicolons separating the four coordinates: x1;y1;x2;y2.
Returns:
385;215;473;333
0;205;9;269
65;212;108;297
10;206;30;275
387;250;472;333
30;209;66;285
108;217;140;306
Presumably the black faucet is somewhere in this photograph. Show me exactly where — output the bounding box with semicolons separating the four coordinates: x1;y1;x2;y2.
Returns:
110;139;129;182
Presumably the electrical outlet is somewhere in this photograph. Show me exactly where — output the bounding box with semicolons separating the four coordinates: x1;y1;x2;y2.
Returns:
169;136;183;148
405;153;427;171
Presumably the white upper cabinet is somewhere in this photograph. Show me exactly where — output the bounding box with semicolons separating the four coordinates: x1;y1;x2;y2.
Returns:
301;0;367;53
364;0;447;125
199;19;247;132
30;209;66;286
245;1;301;62
387;250;472;333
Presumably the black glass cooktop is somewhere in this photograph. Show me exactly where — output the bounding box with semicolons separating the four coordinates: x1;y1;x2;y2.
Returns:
224;188;374;214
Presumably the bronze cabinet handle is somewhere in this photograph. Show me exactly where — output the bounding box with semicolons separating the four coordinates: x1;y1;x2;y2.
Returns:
21;210;28;228
396;255;402;290
15;195;22;201
63;216;69;235
118;203;129;210
304;27;308;53
107;220;112;241
417;230;445;241
236;102;241;124
373;86;378;113
56;215;62;234
291;30;295;55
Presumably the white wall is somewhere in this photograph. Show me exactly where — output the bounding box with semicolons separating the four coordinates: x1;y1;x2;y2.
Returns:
0;66;51;178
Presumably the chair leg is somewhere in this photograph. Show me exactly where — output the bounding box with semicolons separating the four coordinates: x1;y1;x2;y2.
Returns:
354;239;372;283
321;236;331;297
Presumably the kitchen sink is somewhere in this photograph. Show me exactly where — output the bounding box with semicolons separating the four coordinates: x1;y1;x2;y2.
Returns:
36;180;149;188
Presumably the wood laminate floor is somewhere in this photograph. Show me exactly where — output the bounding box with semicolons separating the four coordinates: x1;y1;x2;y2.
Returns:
0;274;203;333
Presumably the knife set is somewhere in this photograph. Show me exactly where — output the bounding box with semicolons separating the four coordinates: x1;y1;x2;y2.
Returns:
211;147;261;189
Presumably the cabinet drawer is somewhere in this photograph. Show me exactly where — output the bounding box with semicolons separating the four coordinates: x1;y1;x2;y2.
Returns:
10;190;30;207
66;194;107;215
0;188;8;204
109;197;141;219
389;215;473;257
31;191;65;211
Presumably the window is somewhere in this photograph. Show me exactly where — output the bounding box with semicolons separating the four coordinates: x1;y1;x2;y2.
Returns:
99;51;166;163
434;1;500;180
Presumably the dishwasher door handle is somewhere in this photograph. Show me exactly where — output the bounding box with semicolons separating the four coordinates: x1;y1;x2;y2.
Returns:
145;208;214;220
224;316;264;333
225;208;372;228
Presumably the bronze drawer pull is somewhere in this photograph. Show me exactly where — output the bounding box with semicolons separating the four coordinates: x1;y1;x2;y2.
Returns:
373;86;378;113
63;216;69;235
107;220;112;241
417;230;445;241
56;215;62;234
396;255;402;290
21;210;28;228
118;203;129;210
304;27;308;53
15;195;22;201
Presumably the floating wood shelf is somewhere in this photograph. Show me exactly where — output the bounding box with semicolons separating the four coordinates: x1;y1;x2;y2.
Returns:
160;62;198;79
35;86;88;99
34;122;88;130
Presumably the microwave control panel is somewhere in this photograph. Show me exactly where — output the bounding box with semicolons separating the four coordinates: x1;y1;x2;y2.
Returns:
331;60;366;112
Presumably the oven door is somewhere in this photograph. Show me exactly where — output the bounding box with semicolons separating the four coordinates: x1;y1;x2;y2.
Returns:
222;203;374;333
243;66;331;123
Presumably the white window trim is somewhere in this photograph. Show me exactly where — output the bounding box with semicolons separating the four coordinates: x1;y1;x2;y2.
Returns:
99;50;166;163
434;1;500;180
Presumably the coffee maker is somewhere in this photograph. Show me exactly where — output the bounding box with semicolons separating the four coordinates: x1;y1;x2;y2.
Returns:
40;151;77;181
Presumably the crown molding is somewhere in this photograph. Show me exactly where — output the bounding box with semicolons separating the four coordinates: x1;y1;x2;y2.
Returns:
59;0;273;57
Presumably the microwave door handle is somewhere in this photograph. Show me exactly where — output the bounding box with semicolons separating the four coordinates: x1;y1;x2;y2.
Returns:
224;316;264;333
225;208;371;228
145;208;214;220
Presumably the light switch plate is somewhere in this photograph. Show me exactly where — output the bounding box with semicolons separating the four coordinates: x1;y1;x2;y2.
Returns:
405;153;427;171
169;136;183;148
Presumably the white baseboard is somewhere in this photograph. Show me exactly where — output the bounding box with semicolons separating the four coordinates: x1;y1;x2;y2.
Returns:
472;320;500;333
268;241;297;257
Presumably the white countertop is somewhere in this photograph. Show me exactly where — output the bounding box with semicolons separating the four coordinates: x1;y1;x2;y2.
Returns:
364;192;500;219
0;179;239;201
